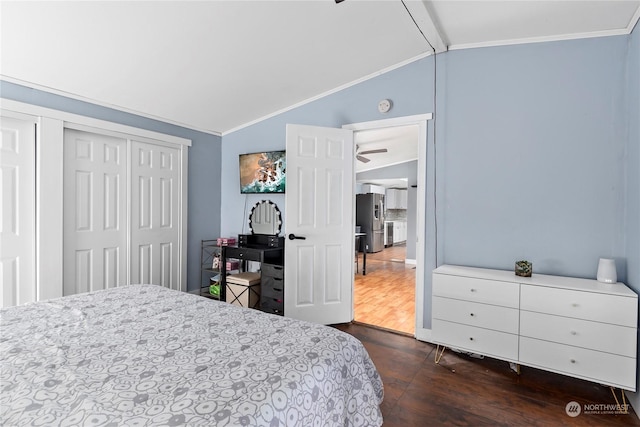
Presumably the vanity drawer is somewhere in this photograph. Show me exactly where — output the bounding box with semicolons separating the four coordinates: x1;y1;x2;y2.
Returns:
260;296;284;316
433;273;519;308
262;263;284;279
432;319;518;362
432;296;519;334
519;337;636;391
520;311;636;358
521;285;637;327
261;276;284;299
223;247;262;262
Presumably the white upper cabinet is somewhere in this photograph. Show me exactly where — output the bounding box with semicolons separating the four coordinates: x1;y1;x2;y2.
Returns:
386;188;408;209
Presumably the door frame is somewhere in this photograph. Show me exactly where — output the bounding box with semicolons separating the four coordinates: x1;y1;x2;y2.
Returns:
1;99;191;298
343;113;432;339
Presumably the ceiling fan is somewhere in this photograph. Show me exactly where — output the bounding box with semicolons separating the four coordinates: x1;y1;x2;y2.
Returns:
356;145;388;163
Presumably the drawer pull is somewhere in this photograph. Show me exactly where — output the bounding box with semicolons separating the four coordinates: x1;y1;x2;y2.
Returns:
273;288;282;292
470;288;477;293
570;331;577;336
570;359;576;364
470;313;475;317
469;337;474;341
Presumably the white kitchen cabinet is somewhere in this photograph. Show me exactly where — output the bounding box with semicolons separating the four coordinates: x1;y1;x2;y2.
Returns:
432;265;638;391
385;189;408;209
361;184;385;195
393;221;407;243
385;189;396;208
399;189;407;209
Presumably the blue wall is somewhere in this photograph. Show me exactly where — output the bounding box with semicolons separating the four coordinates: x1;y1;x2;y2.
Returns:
3;29;636;334
220;57;435;237
0;81;222;292
626;25;640;295
221;33;637;334
624;23;640;408
439;36;629;281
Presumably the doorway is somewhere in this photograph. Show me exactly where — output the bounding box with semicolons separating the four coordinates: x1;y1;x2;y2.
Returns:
344;116;428;336
354;214;416;335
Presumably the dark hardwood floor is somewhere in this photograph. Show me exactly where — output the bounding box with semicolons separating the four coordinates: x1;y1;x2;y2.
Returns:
334;323;640;426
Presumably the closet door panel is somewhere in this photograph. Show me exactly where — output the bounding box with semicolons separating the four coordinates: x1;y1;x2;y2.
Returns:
130;141;180;290
63;129;127;296
0;116;36;307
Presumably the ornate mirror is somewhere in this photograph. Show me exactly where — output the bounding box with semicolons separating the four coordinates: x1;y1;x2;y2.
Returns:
248;200;282;235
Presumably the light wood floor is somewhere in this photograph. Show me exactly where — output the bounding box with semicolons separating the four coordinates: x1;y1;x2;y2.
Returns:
354;244;416;335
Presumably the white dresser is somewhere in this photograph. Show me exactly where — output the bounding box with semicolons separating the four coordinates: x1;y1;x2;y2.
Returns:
432;265;638;391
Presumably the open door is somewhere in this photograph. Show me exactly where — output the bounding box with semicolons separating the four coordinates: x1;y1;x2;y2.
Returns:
284;124;354;324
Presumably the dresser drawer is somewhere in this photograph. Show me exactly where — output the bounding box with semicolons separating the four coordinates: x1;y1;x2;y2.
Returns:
432;296;519;334
521;285;637;327
520;311;637;358
261;276;284;299
433;273;519;308
262;263;284;279
260;296;284;316
519;337;636;391
432;319;519;361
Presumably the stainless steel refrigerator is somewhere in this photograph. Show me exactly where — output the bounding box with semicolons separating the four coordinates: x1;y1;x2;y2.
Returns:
356;193;385;253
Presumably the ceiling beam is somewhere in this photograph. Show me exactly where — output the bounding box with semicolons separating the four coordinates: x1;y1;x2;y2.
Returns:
402;0;447;54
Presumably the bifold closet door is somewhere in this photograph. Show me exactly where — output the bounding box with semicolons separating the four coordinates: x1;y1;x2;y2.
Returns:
63;129;127;295
0;116;36;307
130;140;181;290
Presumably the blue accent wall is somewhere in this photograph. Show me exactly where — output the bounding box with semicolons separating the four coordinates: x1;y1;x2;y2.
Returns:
220;57;435;237
624;23;640;408
0;81;222;292
439;36;629;280
626;25;640;296
221;34;637;335
3;29;636;339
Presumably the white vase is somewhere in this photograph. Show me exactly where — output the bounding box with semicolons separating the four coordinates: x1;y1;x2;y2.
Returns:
596;258;617;284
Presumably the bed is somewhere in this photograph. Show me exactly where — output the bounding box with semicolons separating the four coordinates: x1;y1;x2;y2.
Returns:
0;284;383;426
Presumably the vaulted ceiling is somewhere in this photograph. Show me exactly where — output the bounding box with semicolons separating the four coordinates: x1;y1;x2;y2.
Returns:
1;1;639;136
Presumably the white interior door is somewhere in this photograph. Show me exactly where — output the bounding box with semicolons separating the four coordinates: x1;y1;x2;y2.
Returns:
130;140;181;290
284;124;354;324
0;115;36;307
63;129;127;295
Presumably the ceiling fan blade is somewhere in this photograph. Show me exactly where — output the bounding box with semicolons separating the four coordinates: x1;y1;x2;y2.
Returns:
356;155;370;163
358;148;388;155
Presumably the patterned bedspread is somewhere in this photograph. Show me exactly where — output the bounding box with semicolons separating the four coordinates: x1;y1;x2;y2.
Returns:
0;285;383;426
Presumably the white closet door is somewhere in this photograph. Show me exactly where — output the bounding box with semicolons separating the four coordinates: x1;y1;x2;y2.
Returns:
63;129;127;296
130;140;181;290
0;116;36;307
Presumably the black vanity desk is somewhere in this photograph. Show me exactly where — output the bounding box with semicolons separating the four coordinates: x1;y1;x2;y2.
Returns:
220;244;284;302
355;232;367;275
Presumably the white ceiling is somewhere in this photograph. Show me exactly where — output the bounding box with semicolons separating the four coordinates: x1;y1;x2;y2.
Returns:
355;124;419;173
1;1;639;136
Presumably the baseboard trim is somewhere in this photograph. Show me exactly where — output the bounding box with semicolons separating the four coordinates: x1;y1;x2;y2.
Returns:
416;327;432;343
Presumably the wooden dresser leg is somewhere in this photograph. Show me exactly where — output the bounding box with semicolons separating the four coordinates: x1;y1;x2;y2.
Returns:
610;387;629;414
434;345;446;364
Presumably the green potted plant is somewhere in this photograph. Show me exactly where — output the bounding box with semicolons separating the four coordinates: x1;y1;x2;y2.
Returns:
515;260;532;277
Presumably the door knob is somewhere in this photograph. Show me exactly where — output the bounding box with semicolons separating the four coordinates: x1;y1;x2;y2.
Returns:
288;234;306;240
